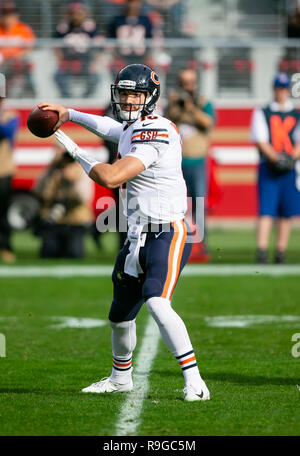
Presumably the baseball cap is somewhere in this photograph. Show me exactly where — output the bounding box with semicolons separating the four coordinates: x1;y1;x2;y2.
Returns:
0;1;18;14
273;72;290;88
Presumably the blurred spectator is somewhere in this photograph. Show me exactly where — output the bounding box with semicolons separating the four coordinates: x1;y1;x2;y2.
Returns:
0;95;19;262
143;0;185;37
34;145;94;258
108;0;154;77
165;68;214;263
0;1;36;97
251;72;300;264
94;103;127;250
54;1;103;98
287;4;300;38
100;0;128;29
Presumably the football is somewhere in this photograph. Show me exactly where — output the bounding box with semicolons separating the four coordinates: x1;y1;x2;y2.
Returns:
27;107;59;138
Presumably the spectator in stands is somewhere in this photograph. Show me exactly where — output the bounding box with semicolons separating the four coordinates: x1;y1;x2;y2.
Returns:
54;1;103;98
34;144;94;258
99;103;127;250
100;0;128;30
0;94;19;263
0;1;36;97
108;0;154;77
251;73;300;264
165;68;214;263
287;4;300;38
143;0;185;37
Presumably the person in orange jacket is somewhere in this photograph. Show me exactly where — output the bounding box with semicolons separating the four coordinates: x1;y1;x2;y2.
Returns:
0;1;36;97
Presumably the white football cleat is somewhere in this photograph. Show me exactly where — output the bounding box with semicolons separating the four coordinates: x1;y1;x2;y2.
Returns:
183;379;210;402
81;377;133;393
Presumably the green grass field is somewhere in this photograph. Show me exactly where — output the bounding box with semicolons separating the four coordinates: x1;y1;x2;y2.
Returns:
0;229;300;436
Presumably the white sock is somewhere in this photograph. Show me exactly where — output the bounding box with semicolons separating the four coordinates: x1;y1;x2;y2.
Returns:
146;297;202;385
109;319;136;383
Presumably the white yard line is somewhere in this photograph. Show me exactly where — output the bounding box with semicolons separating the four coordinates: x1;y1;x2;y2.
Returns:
1;264;300;277
114;316;160;437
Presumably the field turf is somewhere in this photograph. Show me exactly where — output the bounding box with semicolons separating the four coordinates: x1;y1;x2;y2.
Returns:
0;229;300;436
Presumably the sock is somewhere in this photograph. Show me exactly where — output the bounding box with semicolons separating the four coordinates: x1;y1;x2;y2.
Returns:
176;349;202;385
111;354;133;384
109;319;136;383
146;296;202;385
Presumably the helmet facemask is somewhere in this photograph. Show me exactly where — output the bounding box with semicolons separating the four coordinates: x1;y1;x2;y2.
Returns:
111;86;156;122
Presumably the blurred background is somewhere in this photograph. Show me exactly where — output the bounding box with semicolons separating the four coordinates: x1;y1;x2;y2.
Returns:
1;0;300;264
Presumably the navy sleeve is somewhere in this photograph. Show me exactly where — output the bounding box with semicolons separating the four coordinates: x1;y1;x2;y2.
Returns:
144;17;153;38
0;116;19;144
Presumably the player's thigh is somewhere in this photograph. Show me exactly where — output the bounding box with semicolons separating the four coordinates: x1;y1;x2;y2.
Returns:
109;243;144;322
258;162;280;216
141;220;192;301
280;170;300;217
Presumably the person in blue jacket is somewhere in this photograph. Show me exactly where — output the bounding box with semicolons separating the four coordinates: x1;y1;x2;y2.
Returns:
0;95;19;262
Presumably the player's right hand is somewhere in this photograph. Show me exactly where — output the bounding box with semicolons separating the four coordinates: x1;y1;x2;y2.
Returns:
38;102;69;131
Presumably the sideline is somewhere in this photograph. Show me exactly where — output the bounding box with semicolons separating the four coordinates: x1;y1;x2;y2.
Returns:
1;264;300;277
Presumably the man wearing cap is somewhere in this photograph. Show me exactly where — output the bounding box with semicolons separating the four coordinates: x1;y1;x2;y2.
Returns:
0;1;36;96
251;72;300;264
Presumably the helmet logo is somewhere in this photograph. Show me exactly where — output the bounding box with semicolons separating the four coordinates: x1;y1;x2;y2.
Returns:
151;71;160;85
118;80;136;89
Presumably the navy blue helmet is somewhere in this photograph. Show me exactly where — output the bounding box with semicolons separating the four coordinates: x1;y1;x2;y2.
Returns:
111;64;160;122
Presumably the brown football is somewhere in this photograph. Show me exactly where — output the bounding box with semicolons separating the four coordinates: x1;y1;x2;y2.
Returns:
27;107;59;138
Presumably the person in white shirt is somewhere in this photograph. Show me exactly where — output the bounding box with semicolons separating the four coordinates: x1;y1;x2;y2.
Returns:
39;64;210;401
250;72;300;264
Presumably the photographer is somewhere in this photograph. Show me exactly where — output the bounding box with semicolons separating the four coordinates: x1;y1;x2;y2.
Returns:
165;68;214;263
34;145;94;258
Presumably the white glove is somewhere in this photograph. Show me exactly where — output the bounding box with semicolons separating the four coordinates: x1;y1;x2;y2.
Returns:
55;129;82;159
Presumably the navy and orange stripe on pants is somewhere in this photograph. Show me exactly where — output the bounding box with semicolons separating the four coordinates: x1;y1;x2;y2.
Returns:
109;219;192;322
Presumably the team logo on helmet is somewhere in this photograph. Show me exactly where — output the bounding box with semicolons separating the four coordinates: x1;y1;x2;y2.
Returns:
151;71;160;85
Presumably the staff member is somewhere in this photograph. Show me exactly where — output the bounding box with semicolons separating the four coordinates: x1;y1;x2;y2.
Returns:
251;72;300;264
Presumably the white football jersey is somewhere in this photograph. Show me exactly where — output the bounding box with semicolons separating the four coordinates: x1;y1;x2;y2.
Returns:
69;110;187;225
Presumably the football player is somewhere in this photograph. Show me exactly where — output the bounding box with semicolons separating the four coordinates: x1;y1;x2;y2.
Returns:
39;64;210;401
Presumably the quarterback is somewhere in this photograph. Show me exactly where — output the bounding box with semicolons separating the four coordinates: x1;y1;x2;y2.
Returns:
40;64;210;401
